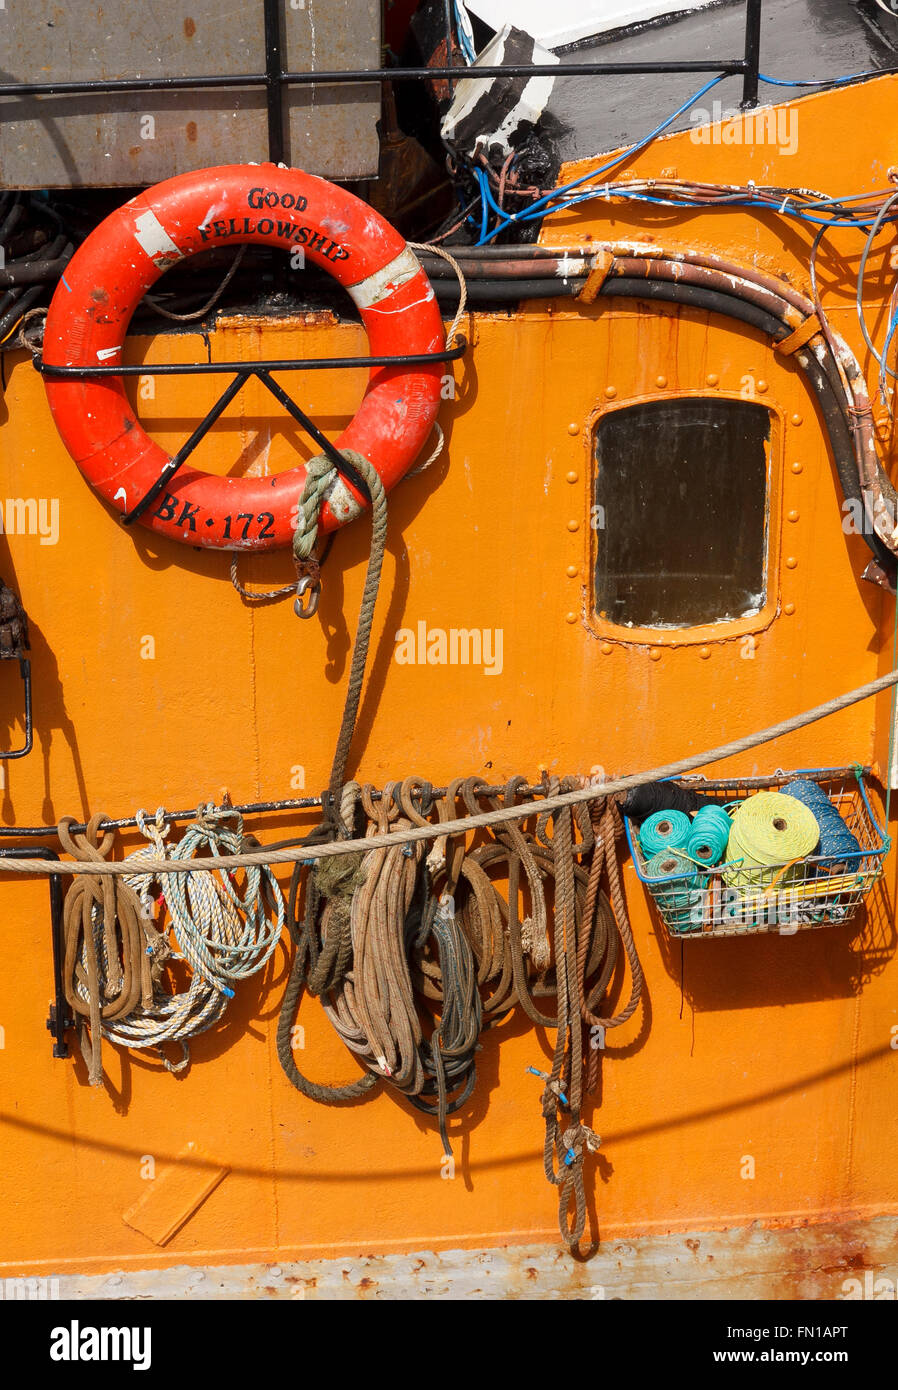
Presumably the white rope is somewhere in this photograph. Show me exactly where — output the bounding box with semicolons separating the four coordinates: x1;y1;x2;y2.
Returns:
71;806;286;1072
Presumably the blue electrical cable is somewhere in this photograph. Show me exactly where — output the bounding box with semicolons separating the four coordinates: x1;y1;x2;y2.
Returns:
759;69;889;89
465;68;898;246
454;0;477;64
475;72;729;245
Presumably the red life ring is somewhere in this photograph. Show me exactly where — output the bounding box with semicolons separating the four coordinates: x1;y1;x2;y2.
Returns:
42;165;445;550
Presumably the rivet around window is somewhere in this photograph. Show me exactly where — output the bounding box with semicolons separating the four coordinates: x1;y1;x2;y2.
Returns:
656;375;667;388
565;612;578;625
757;380;768;393
786;556;798;569
566;565;578;578
791;461;803;474
699;646;711;660
784;602;796;615
649;649;662;662
566;470;579;483
791;413;803;426
567;422;580;436
604;386;617;399
706;373;719;386
567;519;579;532
787;509;800;522
601;642;613;655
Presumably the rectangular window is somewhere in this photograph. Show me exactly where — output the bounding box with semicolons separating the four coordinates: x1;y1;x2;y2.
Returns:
593;398;770;629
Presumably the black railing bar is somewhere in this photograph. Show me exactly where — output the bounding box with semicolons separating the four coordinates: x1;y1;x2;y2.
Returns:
122;370;251;525
0;765;872;840
263;0;286;165
742;0;762;109
442;0;455;97
281;62;750;80
0;60;749;99
36;341;468;378
255;369;372;500
0;786;548;838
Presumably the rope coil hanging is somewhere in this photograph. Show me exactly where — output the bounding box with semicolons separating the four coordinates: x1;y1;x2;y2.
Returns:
62;805;287;1078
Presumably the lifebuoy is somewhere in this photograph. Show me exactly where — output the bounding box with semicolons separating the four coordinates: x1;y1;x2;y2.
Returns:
42;165;445;550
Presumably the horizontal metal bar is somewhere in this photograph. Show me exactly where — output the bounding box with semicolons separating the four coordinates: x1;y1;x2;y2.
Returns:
0;767;872;843
282;63;749;81
0;60;747;101
0;782;551;838
36;341;467;379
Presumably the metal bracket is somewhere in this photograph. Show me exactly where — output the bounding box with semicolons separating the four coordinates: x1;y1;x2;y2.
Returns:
37;340;468;530
0;657;33;760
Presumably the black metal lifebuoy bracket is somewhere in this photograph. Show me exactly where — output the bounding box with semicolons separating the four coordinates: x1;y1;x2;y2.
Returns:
36;338;467;528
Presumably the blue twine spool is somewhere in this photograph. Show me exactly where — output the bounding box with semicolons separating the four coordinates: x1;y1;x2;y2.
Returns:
646;850;702;932
782;778;861;872
685;804;732;868
639;808;692;859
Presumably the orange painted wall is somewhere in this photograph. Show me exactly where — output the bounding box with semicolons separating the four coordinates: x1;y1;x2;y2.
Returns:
1;77;898;1275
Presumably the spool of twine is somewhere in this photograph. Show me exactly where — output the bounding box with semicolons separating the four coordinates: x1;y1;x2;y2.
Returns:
781;778;861;872
639;808;693;859
646;849;703;932
685;803;732;868
724;791;820;888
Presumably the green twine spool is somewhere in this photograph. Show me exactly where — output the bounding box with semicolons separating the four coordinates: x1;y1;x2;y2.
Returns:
640;808;693;859
646;849;703;932
724;791;820;888
685;803;732;868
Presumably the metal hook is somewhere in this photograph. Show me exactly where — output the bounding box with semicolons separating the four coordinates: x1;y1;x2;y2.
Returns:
294;574;320;619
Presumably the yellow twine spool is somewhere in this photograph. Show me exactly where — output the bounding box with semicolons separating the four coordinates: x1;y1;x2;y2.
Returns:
724;791;820;888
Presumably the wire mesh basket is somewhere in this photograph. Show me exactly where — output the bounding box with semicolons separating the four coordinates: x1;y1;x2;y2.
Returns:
624;767;887;940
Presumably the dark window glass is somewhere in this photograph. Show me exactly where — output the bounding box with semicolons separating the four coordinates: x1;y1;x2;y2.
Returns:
593;398;770;629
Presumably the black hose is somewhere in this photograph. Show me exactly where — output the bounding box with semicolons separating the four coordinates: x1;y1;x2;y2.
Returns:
434;271;895;577
0;284;44;341
0;197;25;246
0;248;73;290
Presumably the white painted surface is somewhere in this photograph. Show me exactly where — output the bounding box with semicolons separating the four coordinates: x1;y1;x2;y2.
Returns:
463;0;709;51
25;1215;898;1300
441;24;558;157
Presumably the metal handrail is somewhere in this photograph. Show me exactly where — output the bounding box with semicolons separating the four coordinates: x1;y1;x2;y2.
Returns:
0;0;765;164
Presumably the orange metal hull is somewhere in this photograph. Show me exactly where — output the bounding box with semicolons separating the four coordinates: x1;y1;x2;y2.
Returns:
1;76;897;1282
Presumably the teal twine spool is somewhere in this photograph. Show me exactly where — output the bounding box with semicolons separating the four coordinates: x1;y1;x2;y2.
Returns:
685;803;732;868
639;808;692;859
646;849;703;932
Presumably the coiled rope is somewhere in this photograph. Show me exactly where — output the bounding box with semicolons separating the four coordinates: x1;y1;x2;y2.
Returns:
60;814;155;1086
65;806;286;1078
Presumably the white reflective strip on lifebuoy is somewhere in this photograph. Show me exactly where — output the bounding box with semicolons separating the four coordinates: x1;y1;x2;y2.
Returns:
347;246;421;310
133;210;184;268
